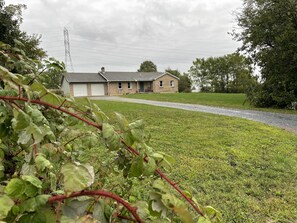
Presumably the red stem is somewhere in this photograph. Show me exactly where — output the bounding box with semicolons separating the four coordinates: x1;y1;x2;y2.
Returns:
0;96;101;130
48;190;143;223
0;95;204;217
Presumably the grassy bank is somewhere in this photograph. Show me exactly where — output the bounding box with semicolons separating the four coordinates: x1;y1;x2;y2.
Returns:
123;93;297;114
91;100;297;222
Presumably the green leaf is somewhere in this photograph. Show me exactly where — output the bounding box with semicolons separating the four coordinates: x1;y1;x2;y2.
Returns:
21;163;36;176
149;192;167;218
93;201;108;223
0;195;14;219
42;92;63;106
4;178;26;199
19;195;50;212
12;110;31;131
62;199;91;219
115;112;129;132
162;193;194;223
129;155;144;178
143;157;156;176
102;123;121;151
18;212;46;223
17;130;32;145
152;179;169;193
31;81;47;96
24;183;39;198
22;175;42;189
129;120;145;142
122;131;134;147
61;162;94;193
35;154;53;171
203;206;222;222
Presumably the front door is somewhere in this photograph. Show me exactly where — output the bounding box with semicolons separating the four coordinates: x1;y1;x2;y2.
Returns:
139;82;144;92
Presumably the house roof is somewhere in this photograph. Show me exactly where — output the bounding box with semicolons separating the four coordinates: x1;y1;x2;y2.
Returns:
63;71;179;83
64;72;107;83
101;72;166;82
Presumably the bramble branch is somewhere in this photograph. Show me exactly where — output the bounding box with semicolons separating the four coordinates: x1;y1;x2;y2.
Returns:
48;190;143;223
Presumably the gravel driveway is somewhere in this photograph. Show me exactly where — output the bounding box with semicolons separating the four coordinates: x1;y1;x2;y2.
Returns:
94;96;297;133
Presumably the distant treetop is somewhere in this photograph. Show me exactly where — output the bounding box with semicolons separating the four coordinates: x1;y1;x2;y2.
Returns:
138;60;157;72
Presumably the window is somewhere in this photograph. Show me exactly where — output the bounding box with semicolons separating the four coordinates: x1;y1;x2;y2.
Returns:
159;80;163;87
118;82;122;89
128;82;132;89
170;80;174;87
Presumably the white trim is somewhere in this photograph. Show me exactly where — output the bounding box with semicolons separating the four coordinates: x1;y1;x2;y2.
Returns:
98;72;109;81
170;80;174;87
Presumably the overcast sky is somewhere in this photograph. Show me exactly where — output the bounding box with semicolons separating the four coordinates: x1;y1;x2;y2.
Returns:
9;0;243;73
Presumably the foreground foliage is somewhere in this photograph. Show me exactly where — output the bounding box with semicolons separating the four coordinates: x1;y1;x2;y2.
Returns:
0;43;221;222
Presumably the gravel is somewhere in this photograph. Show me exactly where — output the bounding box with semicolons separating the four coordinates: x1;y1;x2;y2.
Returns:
94;96;297;133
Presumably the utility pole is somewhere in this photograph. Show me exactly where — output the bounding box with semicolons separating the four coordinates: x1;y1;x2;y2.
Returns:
63;27;74;72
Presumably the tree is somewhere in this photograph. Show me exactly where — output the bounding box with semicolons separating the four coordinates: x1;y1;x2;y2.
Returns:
166;68;192;93
189;53;254;93
138;60;157;72
233;0;297;108
0;0;46;60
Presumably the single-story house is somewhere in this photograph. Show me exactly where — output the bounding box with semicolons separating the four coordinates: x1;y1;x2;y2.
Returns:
61;67;179;97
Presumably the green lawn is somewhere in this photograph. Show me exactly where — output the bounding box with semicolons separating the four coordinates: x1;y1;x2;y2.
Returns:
92;100;297;222
123;93;297;114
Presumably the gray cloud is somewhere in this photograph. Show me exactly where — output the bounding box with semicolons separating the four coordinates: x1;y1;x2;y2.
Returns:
9;0;243;72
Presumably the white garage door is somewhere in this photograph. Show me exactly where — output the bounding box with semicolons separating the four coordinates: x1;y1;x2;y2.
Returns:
91;83;105;96
73;84;88;97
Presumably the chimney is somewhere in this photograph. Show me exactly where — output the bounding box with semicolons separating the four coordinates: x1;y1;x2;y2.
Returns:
101;67;105;73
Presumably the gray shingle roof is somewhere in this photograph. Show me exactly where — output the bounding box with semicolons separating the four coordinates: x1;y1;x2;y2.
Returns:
65;73;107;83
101;72;164;82
64;71;179;83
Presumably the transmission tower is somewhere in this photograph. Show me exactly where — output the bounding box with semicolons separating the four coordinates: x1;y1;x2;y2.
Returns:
63;27;74;72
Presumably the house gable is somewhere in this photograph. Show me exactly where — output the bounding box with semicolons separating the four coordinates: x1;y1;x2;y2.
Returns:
154;72;180;81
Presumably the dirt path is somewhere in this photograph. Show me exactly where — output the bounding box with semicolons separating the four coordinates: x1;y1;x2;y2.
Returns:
93;96;297;133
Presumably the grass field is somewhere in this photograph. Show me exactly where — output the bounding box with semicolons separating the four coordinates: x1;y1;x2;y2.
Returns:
123;93;297;114
91;100;297;222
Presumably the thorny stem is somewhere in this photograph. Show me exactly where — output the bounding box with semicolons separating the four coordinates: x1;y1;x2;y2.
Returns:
0;95;205;217
48;190;143;223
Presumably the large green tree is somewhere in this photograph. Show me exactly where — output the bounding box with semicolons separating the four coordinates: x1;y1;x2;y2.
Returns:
0;0;46;60
166;68;192;93
189;53;254;93
138;60;157;72
233;0;297;108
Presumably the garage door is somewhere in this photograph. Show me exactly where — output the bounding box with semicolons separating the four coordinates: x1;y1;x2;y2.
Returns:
73;84;88;97
91;83;105;96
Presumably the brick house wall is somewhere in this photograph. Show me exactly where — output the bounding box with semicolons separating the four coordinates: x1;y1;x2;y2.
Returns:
153;74;178;93
108;82;137;95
